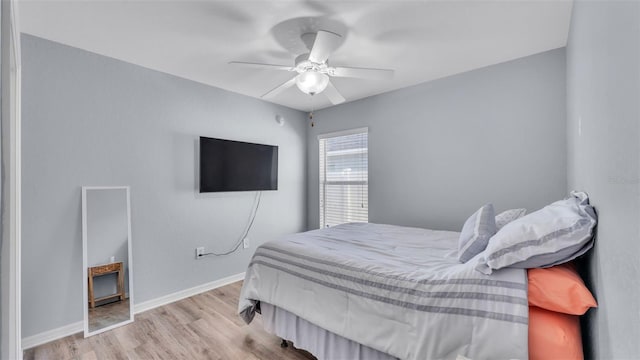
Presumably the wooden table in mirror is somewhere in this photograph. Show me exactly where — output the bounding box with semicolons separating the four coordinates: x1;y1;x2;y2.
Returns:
88;261;125;308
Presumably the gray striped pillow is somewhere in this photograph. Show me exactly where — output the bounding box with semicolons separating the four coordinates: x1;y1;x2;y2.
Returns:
458;204;497;263
495;208;527;230
476;191;596;274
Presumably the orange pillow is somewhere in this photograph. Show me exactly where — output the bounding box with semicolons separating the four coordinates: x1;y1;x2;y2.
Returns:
529;306;583;360
528;263;597;315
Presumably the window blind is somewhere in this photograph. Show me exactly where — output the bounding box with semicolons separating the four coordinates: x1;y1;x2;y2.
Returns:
319;129;368;228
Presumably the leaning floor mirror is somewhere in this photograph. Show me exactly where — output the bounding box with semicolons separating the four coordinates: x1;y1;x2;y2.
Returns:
82;186;134;337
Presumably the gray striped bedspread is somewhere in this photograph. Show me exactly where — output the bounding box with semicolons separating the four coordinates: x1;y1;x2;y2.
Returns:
238;223;528;360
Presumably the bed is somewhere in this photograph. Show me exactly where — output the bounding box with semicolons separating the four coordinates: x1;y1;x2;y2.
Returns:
238;193;597;360
239;222;529;359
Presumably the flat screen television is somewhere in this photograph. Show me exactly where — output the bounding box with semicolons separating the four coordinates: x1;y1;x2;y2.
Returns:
199;136;278;193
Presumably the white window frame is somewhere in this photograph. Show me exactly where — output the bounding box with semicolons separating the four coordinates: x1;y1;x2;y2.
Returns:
318;127;368;229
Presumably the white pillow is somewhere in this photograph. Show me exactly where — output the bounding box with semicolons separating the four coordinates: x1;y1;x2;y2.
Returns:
495;208;527;230
476;191;596;274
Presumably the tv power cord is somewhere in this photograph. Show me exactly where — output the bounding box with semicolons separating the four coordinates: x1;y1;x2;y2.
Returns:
197;191;262;258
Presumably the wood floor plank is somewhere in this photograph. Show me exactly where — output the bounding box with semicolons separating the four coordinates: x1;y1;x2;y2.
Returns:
23;281;316;360
80;350;97;360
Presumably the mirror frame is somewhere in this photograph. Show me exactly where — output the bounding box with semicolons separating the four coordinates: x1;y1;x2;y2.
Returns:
82;186;135;337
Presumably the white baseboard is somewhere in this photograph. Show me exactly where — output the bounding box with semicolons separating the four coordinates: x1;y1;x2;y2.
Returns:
22;321;84;350
134;272;245;314
22;272;246;350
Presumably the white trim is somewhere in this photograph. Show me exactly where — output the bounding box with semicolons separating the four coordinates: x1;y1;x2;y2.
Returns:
9;0;20;64
86;318;134;338
82;186;135;338
21;322;83;350
134;272;245;314
317;127;368;140
21;272;246;350
318;129;369;229
81;188;88;336
7;0;22;358
81;186;131;190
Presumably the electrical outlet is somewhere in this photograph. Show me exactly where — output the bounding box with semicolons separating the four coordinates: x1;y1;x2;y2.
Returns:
195;247;205;259
243;238;250;249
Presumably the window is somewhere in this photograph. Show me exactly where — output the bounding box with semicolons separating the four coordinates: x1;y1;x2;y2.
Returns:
319;128;368;228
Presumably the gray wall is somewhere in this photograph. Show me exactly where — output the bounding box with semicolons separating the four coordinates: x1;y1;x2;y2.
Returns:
86;188;130;299
308;49;567;231
21;34;307;338
566;1;640;358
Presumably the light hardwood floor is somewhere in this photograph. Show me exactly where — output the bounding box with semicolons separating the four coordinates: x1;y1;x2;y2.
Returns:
24;281;316;360
88;299;131;333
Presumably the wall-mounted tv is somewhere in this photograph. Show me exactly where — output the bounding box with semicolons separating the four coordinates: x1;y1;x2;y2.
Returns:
199;136;278;193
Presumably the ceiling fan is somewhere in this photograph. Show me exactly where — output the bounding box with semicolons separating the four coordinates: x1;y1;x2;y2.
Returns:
230;30;394;105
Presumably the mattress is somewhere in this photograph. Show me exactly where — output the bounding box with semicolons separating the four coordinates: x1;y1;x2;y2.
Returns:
239;223;529;359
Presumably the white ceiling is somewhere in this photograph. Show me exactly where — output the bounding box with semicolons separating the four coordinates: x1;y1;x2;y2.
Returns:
19;0;573;111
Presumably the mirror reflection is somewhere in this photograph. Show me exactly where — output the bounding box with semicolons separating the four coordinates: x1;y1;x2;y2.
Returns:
82;186;134;336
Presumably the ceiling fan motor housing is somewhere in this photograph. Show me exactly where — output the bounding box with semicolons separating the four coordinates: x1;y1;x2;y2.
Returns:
294;53;334;75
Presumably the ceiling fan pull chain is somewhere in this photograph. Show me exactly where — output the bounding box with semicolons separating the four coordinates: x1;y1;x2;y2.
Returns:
309;95;315;127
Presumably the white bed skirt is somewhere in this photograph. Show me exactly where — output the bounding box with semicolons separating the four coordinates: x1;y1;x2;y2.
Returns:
261;302;398;360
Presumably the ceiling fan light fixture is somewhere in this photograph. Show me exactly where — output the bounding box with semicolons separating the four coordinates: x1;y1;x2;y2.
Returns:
295;71;329;95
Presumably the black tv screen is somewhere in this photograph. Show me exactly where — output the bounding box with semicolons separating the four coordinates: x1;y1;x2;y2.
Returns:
199;137;278;192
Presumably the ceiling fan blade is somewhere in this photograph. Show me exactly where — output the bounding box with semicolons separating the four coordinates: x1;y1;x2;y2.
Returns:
308;30;342;64
331;66;394;80
324;81;346;105
262;76;298;98
229;61;294;71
